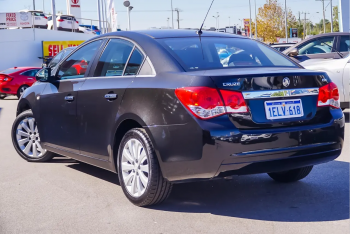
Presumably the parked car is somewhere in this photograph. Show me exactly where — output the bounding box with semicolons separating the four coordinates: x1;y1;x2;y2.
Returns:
11;30;344;207
19;10;48;29
301;54;350;110
47;14;79;32
42;46;77;68
284;32;350;62
79;25;101;35
270;43;295;52
78;26;96;34
0;67;40;99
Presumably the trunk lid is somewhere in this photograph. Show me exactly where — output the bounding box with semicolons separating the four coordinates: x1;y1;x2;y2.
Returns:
207;68;333;129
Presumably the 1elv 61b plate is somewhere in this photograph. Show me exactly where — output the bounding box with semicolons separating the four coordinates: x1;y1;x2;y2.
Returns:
264;99;304;120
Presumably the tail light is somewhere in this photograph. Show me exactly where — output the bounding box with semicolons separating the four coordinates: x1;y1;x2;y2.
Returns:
317;82;340;109
76;21;79;23
175;87;248;119
0;75;13;82
44;16;48;19
57;19;64;22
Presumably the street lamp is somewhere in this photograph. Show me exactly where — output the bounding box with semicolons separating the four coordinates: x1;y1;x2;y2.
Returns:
167;17;170;29
213;12;219;31
123;1;133;31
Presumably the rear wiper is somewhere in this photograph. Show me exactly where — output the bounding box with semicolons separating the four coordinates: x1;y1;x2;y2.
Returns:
314;38;344;58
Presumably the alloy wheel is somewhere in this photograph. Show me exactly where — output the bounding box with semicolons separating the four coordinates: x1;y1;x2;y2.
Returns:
121;138;149;197
16;117;46;158
19;86;28;96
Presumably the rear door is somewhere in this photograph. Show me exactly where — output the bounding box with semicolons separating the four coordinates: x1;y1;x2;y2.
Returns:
39;40;103;153
20;69;40;86
77;38;145;160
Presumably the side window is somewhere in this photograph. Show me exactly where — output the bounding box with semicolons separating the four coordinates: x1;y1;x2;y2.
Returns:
29;69;39;76
138;59;154;76
339;36;350;52
57;40;102;80
21;70;32;76
94;39;134;77
124;48;145;75
298;37;335;55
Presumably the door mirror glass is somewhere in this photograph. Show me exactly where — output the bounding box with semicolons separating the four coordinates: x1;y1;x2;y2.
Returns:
35;67;52;82
288;48;299;57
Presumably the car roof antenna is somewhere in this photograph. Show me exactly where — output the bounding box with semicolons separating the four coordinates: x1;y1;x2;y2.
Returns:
197;0;215;35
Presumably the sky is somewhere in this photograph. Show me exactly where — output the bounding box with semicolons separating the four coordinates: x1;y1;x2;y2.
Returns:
0;0;340;30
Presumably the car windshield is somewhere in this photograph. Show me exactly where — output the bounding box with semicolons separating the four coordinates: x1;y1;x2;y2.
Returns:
0;68;21;74
158;37;298;71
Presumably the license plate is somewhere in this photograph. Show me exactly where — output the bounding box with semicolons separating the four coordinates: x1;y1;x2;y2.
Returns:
264;99;304;120
35;17;41;20
67;21;72;24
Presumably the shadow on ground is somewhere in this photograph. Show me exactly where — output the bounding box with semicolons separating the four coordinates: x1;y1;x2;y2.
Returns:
64;159;349;222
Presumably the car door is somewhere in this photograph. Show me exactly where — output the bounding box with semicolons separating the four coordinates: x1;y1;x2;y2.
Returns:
20;69;40;86
338;35;350;58
77;38;145;160
343;58;350;106
294;36;338;62
39;40;103;153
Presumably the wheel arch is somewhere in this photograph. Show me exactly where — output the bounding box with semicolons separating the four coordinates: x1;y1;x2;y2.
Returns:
111;113;161;173
16;99;32;116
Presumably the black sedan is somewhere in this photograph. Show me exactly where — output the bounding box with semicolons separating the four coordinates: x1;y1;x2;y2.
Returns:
11;30;344;206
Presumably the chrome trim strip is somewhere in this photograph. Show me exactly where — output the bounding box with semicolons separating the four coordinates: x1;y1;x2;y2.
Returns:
242;88;319;99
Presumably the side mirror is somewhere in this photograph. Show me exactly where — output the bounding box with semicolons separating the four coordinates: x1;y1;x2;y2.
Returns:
288;48;299;57
35;67;53;82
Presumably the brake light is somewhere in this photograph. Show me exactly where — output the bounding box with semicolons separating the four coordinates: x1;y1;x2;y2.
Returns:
220;90;248;113
57;19;64;22
76;21;79;23
44;16;48;19
0;75;13;82
317;82;340;109
175;87;248;119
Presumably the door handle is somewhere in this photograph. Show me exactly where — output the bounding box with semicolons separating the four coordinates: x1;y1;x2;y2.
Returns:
27;78;33;80
65;96;74;101
104;93;118;100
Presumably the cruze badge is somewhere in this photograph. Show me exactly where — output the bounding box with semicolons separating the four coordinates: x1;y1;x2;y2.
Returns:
223;82;240;87
282;77;290;87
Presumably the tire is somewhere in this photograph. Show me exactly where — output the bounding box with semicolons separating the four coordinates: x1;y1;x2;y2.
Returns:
17;85;29;99
11;110;55;162
268;166;313;183
118;128;172;207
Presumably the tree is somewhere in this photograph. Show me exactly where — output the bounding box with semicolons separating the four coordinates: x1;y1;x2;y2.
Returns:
333;6;339;32
255;0;297;43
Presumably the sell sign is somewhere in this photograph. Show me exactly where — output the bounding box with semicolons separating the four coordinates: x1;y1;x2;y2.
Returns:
0;12;32;28
42;40;85;57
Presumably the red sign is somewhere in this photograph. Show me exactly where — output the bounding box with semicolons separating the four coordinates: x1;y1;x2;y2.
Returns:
6;13;17;27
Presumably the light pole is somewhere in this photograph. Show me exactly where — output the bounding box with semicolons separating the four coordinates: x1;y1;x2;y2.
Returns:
51;0;57;30
330;0;333;32
255;0;258;39
97;0;102;33
213;12;219;31
124;1;133;31
249;0;252;38
167;17;170;29
33;0;35;10
171;0;174;29
229;16;231;28
285;0;288;42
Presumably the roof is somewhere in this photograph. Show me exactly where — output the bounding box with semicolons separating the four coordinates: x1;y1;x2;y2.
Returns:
133;30;246;39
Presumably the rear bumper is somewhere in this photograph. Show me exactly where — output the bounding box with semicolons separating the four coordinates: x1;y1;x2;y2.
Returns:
151;110;344;183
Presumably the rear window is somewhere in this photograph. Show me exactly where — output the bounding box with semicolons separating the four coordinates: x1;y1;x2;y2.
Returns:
0;68;21;74
158;37;298;71
33;12;45;16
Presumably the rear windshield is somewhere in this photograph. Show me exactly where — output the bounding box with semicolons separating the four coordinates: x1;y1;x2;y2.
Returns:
0;68;21;74
158;37;298;71
33;12;45;16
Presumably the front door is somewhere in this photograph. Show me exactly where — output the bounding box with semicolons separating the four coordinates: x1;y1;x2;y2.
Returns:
77;38;145;160
294;36;338;62
39;40;103;153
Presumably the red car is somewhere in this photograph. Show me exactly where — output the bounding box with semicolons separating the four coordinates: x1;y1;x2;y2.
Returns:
0;67;41;99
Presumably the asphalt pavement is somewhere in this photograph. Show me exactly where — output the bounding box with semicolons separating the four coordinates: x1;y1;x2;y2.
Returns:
0;97;349;234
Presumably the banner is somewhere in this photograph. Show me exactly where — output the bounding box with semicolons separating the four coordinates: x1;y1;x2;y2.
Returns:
0;12;32;28
244;19;250;37
107;0;117;32
66;0;82;21
290;28;298;38
42;40;85;57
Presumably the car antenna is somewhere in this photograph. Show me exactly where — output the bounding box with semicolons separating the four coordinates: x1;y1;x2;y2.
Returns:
197;0;215;35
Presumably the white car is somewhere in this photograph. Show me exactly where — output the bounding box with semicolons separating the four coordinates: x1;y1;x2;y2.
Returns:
47;14;79;32
301;55;350;110
78;26;96;34
19;10;47;29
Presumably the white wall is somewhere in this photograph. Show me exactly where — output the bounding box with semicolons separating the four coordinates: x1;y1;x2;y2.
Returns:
0;29;94;71
339;0;350;33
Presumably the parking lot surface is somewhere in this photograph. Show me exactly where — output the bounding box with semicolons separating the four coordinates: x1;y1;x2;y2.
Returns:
0;97;349;234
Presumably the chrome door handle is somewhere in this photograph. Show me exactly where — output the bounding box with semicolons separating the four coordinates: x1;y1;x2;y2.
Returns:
104;93;118;100
27;78;33;80
65;96;74;101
